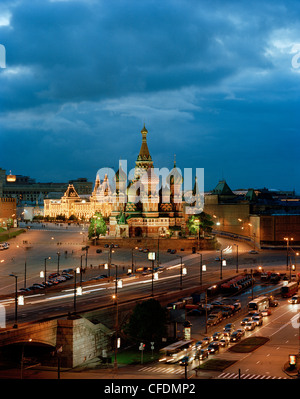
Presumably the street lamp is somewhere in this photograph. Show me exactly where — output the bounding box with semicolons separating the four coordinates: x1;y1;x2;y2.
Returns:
42;257;51;285
197;253;206;286
112;264;122;370
57;252;60;275
9;274;19;328
148;252;156;296
233;244;239;273
177;255;187;290
131;246;138;274
73;266;82;313
284;237;294;271
16;244;28;288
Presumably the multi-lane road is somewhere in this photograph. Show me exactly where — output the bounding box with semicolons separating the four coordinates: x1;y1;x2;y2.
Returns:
0;222;297;327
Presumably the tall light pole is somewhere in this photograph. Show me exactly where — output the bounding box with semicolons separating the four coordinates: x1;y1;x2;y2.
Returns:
57;252;60;275
234;244;239;273
112;264;122;370
284;237;294;271
9;274;18;328
220;249;223;280
197;253;203;286
177;255;183;290
17;245;28;288
44;257;51;285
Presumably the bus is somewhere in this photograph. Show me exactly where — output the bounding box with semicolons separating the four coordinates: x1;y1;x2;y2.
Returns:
158;339;195;363
248;296;269;314
281;281;298;298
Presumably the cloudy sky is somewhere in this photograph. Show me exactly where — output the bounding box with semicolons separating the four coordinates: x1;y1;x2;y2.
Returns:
0;0;299;193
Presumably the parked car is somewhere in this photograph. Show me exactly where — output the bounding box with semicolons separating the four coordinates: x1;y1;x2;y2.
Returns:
62;268;73;274
96;249;102;253
207;342;220;354
248;250;258;254
170;249;177;254
245;321;256;331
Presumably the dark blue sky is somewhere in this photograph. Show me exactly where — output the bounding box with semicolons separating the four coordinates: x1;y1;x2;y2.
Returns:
0;0;299;193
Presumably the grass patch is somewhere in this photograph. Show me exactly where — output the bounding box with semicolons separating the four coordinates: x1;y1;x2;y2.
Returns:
117;350;160;365
196;359;237;371
0;229;26;242
228;337;269;353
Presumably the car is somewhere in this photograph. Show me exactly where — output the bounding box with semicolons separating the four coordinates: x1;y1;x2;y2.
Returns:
167;249;171;253
62;273;73;279
236;328;245;337
31;284;45;289
62;268;73;274
245;321;256;331
223;323;235;333
202;336;213;345
18;287;31;293
289;295;300;304
104;244;109;248
261;308;272;316
207;342;220;354
48;272;59;279
195;340;206;349
241;317;251;326
219;338;229;347
96;249;102;253
248;250;258;254
170;249;177;254
269;299;279;307
215;257;220;261
114;244;119;248
212;332;224;341
179;355;194;365
230;331;242;342
56;276;67;282
252;316;263;326
196;348;209;360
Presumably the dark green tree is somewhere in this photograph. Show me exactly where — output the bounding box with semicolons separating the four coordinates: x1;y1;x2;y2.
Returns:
124;299;167;345
187;212;214;237
88;212;107;239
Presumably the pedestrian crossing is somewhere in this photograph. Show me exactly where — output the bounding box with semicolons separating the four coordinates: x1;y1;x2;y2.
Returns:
138;366;185;375
217;371;288;379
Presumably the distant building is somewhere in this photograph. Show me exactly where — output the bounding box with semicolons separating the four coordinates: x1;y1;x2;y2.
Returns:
204;179;300;246
0;168;93;205
0;197;17;229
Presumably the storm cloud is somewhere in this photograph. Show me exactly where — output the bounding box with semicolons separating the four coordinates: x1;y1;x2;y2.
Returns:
0;0;299;191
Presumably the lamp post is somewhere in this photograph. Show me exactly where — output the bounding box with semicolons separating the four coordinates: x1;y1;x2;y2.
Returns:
9;274;18;328
284;237;294;271
234;244;239;273
197;253;203;286
73;267;81;313
44;257;51;285
177;255;183;290
57;252;60;275
112;264;122;370
131;246;138;274
220;249;223;280
17;244;28;288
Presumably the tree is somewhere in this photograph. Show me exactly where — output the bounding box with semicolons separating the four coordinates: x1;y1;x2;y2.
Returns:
88;212;107;239
187;212;214;237
124;299;167;345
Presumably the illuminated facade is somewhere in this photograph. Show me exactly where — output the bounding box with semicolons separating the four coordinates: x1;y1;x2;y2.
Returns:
44;125;195;237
